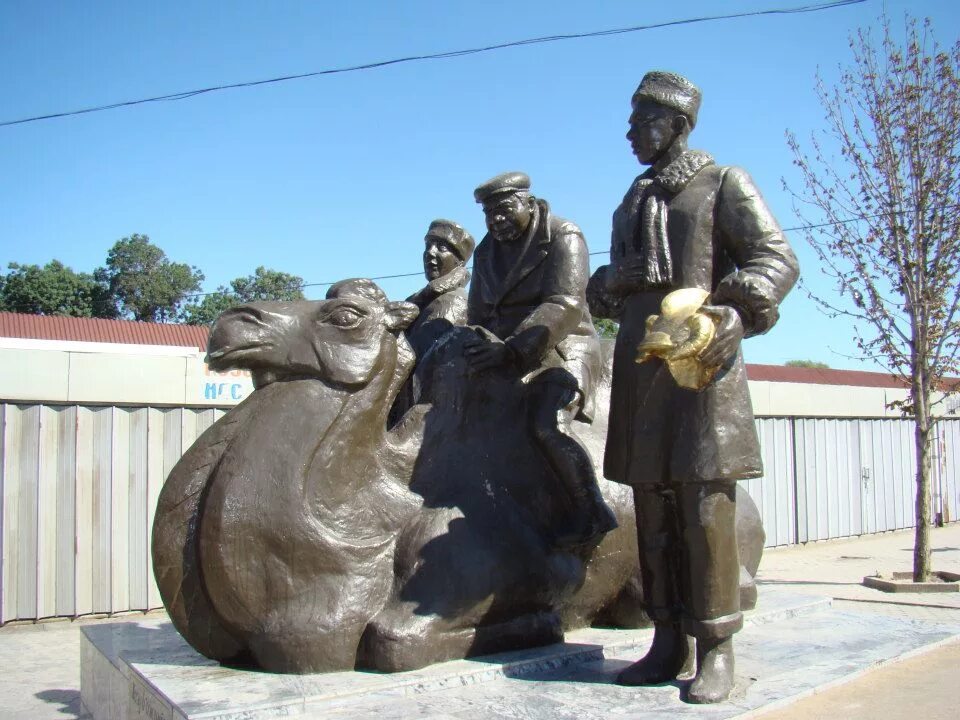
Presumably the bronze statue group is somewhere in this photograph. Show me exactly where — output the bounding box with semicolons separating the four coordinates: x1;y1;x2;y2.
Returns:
153;70;797;705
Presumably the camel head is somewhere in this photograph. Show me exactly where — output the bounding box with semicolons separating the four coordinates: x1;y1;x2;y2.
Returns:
206;279;419;389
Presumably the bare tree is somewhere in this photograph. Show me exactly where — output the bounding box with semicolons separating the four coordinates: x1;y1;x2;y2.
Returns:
785;13;960;581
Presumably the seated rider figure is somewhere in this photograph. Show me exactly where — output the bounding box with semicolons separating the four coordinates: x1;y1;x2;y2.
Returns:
464;171;617;546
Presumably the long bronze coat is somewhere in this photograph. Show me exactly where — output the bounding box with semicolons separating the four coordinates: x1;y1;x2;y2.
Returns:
595;156;799;485
468;199;601;422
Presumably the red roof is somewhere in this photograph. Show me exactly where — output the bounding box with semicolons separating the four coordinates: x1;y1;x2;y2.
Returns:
0;312;209;351
746;363;906;389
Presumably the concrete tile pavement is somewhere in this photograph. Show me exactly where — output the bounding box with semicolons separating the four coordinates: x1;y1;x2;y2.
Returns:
0;612;165;720
1;524;957;720
757;523;960;612
749;635;960;720
749;523;960;720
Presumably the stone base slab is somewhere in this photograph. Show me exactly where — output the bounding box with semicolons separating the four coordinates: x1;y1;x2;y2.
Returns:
79;590;957;719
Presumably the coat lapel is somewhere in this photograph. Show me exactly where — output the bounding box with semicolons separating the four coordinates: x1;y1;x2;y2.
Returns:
467;239;490;301
494;202;551;306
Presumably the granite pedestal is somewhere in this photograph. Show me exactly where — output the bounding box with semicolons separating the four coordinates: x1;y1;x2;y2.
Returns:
79;590;958;719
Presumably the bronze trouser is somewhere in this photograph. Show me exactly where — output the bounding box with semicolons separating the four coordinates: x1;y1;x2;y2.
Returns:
527;370;600;507
633;481;742;640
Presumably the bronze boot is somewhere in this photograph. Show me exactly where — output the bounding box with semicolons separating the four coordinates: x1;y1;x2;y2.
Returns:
581;482;619;540
676;634;697;680
687;636;735;703
553;483;618;547
616;622;689;686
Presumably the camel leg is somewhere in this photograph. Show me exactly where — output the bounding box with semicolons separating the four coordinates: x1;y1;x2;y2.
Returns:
469;611;564;657
247;623;365;674
359;610;563;672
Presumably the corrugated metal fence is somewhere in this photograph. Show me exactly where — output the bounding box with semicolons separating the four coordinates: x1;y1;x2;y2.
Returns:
1;404;958;623
742;417;958;547
1;404;226;624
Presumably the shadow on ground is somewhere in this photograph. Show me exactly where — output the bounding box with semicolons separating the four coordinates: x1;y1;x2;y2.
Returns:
900;547;959;553
35;689;84;718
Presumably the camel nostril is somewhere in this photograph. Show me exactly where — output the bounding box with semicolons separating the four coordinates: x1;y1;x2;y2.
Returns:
223;306;268;327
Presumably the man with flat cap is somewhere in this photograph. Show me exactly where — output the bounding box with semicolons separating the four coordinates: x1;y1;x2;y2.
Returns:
465;171;616;546
588;72;798;702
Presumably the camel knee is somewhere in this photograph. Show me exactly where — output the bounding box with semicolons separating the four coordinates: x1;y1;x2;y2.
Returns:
247;622;365;674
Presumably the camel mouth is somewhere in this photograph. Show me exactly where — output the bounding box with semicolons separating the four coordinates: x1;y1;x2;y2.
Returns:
206;342;275;370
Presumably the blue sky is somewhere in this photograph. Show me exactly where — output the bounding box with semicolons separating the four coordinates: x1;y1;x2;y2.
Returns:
2;0;958;369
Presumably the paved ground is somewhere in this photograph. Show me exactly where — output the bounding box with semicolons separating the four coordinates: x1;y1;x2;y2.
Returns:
744;524;960;720
751;636;960;720
1;524;958;720
758;523;960;625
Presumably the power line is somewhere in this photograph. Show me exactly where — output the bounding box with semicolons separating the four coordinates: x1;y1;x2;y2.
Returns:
182;201;947;299
0;0;866;128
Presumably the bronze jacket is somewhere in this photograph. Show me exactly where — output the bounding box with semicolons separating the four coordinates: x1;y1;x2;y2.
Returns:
595;153;799;484
468;199;601;422
405;266;470;360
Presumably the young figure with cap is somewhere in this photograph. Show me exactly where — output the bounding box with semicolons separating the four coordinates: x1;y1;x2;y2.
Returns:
465;172;617;546
388;219;474;424
587;72;798;703
405;219;475;360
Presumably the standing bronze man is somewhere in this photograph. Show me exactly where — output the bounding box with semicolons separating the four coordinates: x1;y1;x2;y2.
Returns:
465;172;617;546
588;72;798;703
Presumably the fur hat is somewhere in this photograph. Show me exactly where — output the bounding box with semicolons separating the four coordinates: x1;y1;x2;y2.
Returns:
632;71;702;128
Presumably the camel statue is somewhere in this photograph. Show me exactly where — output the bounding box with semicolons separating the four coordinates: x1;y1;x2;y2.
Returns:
152;279;764;674
152;279;423;672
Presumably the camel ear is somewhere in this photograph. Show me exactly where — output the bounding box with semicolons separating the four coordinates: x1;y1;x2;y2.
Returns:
384;301;419;331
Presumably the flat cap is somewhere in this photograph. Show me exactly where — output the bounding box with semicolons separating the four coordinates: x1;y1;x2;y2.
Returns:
425;219;475;261
632;71;702;128
474;171;531;204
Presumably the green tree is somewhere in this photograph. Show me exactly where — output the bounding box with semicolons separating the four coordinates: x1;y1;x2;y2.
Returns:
785;14;960;581
0;260;115;318
231;266;304;302
593;317;619;339
182;266;305;325
785;360;830;369
180;289;237;326
95;234;204;322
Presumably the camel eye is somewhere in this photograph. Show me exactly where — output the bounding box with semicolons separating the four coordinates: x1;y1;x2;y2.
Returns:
326;306;364;329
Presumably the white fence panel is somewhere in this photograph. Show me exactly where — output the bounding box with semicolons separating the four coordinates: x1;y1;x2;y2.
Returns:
858;419;917;534
0;402;229;622
794;418;863;543
742;418;796;547
933;420;959;525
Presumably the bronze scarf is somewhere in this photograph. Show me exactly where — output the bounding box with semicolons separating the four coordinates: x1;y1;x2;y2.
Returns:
633;150;715;289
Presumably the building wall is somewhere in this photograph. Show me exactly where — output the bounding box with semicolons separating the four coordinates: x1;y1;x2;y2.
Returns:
0;339;254;407
748;380;909;418
0;338;922;418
